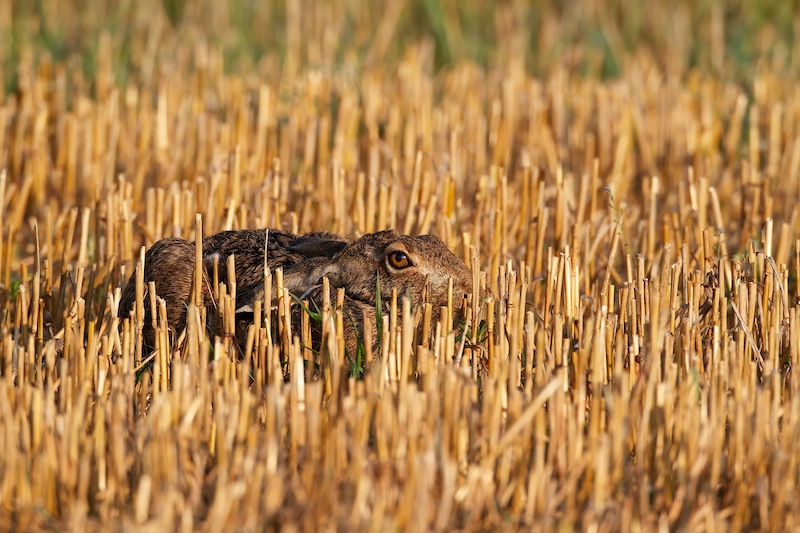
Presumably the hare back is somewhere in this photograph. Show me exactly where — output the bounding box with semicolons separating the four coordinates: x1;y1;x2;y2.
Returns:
118;229;351;351
202;229;349;304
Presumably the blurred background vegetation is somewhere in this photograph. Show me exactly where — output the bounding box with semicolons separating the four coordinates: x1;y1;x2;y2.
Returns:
1;0;798;94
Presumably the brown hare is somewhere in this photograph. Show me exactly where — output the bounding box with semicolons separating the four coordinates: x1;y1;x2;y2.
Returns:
119;229;472;363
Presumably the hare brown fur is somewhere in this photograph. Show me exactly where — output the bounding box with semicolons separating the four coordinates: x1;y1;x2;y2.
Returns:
119;229;472;362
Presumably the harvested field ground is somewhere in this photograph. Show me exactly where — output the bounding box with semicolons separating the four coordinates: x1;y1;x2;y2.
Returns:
2;0;800;530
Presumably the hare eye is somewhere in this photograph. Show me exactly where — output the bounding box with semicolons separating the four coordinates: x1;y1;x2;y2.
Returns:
387;251;412;269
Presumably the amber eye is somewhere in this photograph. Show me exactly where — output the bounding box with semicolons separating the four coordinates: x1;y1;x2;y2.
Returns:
387;250;412;269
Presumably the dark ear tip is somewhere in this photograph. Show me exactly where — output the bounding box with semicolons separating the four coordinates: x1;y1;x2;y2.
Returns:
287;235;348;258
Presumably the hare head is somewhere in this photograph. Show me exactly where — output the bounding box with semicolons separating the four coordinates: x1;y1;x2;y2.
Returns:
296;229;473;319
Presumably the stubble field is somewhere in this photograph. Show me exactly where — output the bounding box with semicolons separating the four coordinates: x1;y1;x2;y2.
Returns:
2;1;800;530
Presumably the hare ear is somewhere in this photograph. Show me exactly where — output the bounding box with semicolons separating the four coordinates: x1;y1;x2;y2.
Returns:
287;235;347;259
302;263;343;287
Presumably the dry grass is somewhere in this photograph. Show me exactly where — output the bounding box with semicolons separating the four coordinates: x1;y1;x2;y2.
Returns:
2;1;800;531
